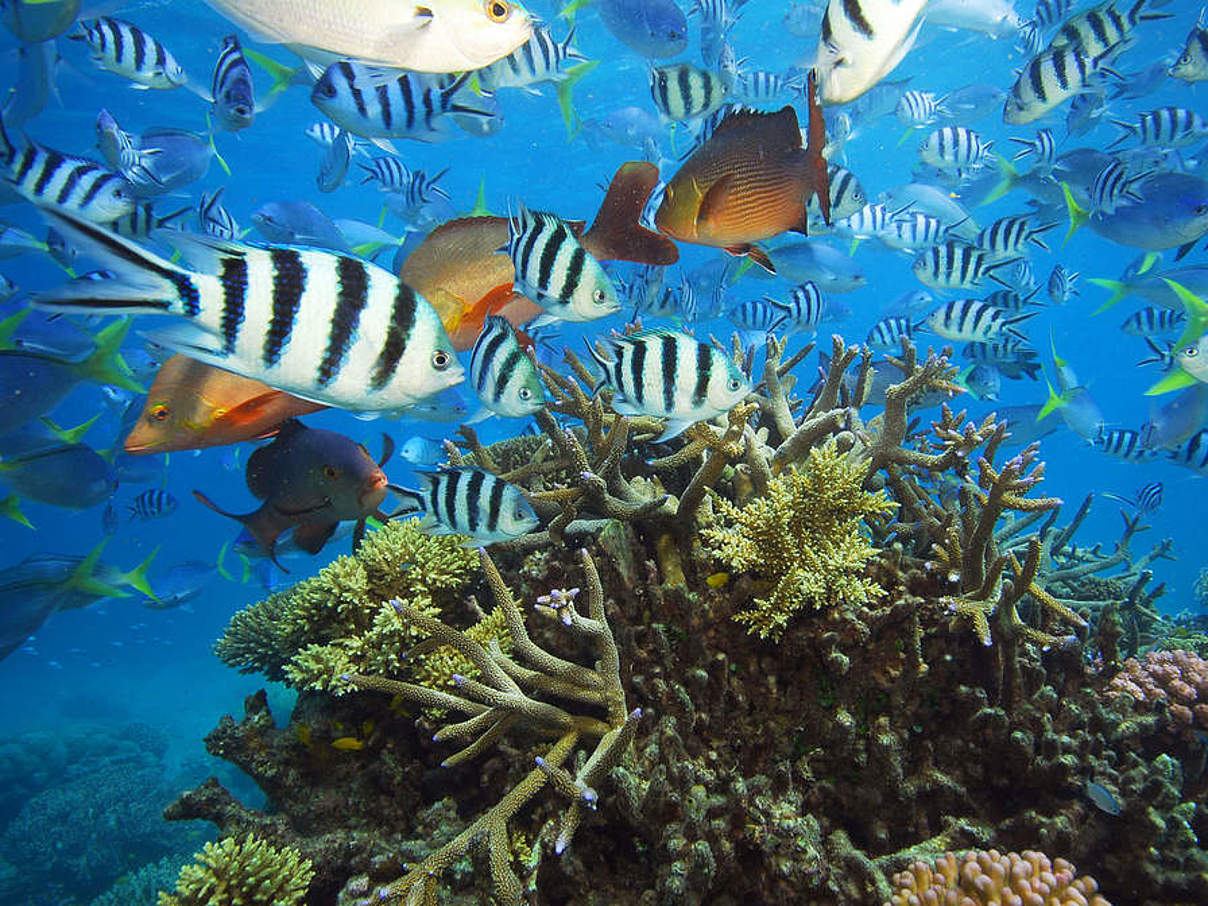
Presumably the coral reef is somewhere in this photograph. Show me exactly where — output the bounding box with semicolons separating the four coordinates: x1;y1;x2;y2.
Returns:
886;850;1111;906
157;833;313;906
89;855;192;906
1108;649;1208;740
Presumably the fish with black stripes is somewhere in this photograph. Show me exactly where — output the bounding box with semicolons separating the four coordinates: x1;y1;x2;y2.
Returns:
30;211;464;414
390;466;539;545
912;241;1012;291
976;215;1057;259
506;203;620;324
1166;428;1208;474
477;24;586;93
127;488;178;522
649;62;731;121
1047;263;1079;303
1009;128;1057;170
69;17;187;90
1103;480;1163;514
866;315;917;351
895;90;948;127
1093;426;1156;462
1120;307;1186;337
468;314;545;420
924;298;1038;342
585;328;751;441
1108;107;1208;151
196;188;239;240
209;34;255;132
1047;0;1169;59
813;0;928;104
1003;44;1111;125
1171;10;1208;82
918;126;992;174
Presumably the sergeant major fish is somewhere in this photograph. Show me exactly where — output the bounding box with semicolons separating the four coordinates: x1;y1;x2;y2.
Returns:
391;466;539;545
468;314;545;420
70;17;187;90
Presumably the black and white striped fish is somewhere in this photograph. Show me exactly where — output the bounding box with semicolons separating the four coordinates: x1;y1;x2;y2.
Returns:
1171;11;1208;82
912;242;1009;291
1017;0;1074;52
1093;426;1156;462
586;328;751;441
393;467;539;545
94;108;162;188
0;116;134;223
210;34;254;132
726;297;788;333
1048;0;1168;59
731;68;802;104
809;164;866;224
813;0;928;104
963;338;1041;380
982;287;1042;312
1047;264;1079;303
1087;159;1148;216
310;63;496;148
1165;429;1208;474
649;63;730;121
691;0;746;68
478;25;586;93
1120;307;1186;337
895;90;947;126
833;204;896;241
110;202;190;240
918;126;992;172
196;188;239;240
128;488;178;521
31;211;464;413
507;204;619;323
1009;128;1057;168
70;17;187;90
769;282;826;332
924;298;1037;342
316;129;353;194
1108;107;1208;150
883;211;946;252
1009;259;1038;294
305;121;368;156
468;315;545;419
1103;480;1163;513
1004;44;1109;125
976;215;1056;258
866;315;916;351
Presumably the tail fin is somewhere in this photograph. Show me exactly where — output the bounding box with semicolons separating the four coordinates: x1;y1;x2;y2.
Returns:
804;70;831;226
581;161;679;266
120;547;160;600
0;308;30;348
194;489;289;566
40;413;101;445
64;539;129;599
31;212;195;319
0;493;32;530
1061;181;1088;246
556;60;600;138
243;47;301;105
72;317;145;392
1037;380;1072;419
1088;277;1131;313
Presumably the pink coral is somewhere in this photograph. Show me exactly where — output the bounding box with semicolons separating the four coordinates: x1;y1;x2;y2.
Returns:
885;850;1111;906
1107;649;1208;739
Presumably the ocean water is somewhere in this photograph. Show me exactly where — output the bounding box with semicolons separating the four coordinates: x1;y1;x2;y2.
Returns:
0;0;1204;903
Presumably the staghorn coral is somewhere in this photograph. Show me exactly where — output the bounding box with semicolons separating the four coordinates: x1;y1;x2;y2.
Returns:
157;833;313;906
1107;649;1208;739
886;850;1111;906
701;439;896;639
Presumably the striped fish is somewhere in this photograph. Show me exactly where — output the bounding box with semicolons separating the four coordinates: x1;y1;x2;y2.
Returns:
813;0;928;104
1103;480;1163;513
586;328;751;441
210;35;254;132
833;204;896;241
883;211;946;252
866;315;915;351
393;467;539;545
918;126;992;172
468;315;545;419
1048;0;1168;58
305;121;368;156
196;188;239;240
1017;0;1074;52
1047;264;1079;303
1009;259;1037;294
1171;12;1208;82
1093;426;1156;462
982;287;1042;312
924;298;1037;342
649;63;730;121
70;17;187;89
726;297;788;333
31;211;464;413
732;68;803;104
1166;429;1208;474
0;116;134;223
110;202;190;239
1108;107;1208;150
128;488;178;521
895;90;947;126
809;164;866;224
507;204;619;323
316;129;353;194
1009;128;1057;168
912;241;1010;291
976;215;1056;258
1087;159;1148;215
478;25;585;93
773;282;826;331
310;62;496;147
962;337;1041;379
1004;44;1108;125
95;109;162;189
1120;307;1186;337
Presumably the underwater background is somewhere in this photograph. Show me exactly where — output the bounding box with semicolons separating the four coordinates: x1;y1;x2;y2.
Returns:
0;0;1206;903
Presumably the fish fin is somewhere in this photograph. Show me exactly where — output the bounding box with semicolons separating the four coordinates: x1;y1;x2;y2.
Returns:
556;60;600;138
1087;278;1130;313
1037;380;1070;419
370;137;400;155
1175;239;1197;262
242;47;300;101
448;282;516;339
697;175;737;229
559;0;594;24
1146;369;1198;395
0;493;32;530
980;155;1018;206
385;483;425;519
1061;181;1087;246
66;539;128;599
0;308;31;349
728;244;775;274
138;322;229;367
654;418;694;442
1163;278;1208;357
120;546;160;601
468;175;492;217
804;73;830;225
377;433;395;468
215;539;237;583
72;317;144;393
290;520;338;555
195;490;288;566
582;161;678;266
39;412;100;445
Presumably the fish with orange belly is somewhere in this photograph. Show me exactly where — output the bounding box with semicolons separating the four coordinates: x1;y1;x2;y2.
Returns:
654;71;831;273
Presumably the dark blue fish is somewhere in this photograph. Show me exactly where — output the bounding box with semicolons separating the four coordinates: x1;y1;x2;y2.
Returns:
597;0;689;58
1089;173;1208;256
138;560;214;610
0;438;116;509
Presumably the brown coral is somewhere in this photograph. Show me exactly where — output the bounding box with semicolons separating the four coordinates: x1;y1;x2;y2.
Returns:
1107;649;1208;739
886;850;1111;906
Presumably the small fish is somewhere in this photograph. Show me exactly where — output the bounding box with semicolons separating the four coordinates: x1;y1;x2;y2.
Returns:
884;212;947;252
1048;0;1167;58
925;298;1036;342
1084;159;1149;218
118;128;215;198
813;0;928;104
918;126;993;173
649;63;730;121
1009;129;1057;169
976;215;1056;259
596;0;688;58
1093;426;1155;462
913;242;1010;291
1102;480;1162;515
771;282;827;332
1166;428;1208;474
1109;107;1208;151
964;338;1041;380
962;363;1002;400
1048;264;1080;304
726;297;789;334
1171;12;1208;82
331;736;366;751
253;200;348;250
1004;45;1109;125
128;488;178;521
399;436;448;466
478;25;587;92
586;328;751;441
70;17;187;89
1120;307;1186;338
812;164;866;225
1083;780;1122;816
866;316;917;351
210;34;255;132
0;436;116;509
197;188;240;240
468;315;545;419
896;91;948;126
767;242;866;292
391;466;539;545
507;204;619;323
317;129;352;194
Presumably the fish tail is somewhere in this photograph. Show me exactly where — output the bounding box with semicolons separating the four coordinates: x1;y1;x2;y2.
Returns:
582;161;678;266
243;47;299;103
0;308;31;349
556;60;600;138
67;539;129;599
385;484;425;520
980;155;1018;206
1061;182;1088;247
0;493;32;530
39;413;101;445
194;490;286;565
1087;278;1130;313
1037;380;1070;420
73;317;145;393
804;70;831;226
121;546;160;601
558;0;593;25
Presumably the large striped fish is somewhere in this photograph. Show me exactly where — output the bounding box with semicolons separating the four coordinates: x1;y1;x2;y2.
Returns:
31;212;464;413
813;0;928;104
507;204;620;323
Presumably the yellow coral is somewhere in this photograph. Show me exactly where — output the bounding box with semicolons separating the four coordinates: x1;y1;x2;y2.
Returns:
886;850;1112;906
157;833;313;906
702;441;896;640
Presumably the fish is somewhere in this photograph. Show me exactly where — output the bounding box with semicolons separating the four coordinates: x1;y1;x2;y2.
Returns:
127;488;178;521
925;0;1021;36
194;419;390;564
0;0;79;43
925;299;1037;342
253;200;349;251
1048;264;1079;304
476;25;588;93
1090;264;1208;311
390;466;539;545
400;436;448;466
0;435;116;509
32;211;464;415
210;34;255;132
649;63;730;121
765;242;867;291
136;560;214;611
317;129;352;194
507;205;620;323
813;0;927;104
1176;334;1208;385
1047;0;1168;58
913;242;1011;291
4;40;61;129
976;215;1056;259
468;315;545;419
203;0;533;73
1003;45;1109;125
1121;307;1186;338
963;337;1042;381
1087;174;1208;254
769;282;827;332
896;91;949;127
993;403;1058;449
1108;107;1208;151
1101;480;1163;515
866;316;917;351
1140;385;1208;449
1010;128;1057;169
598;0;689;58
944;82;1008;123
918;126;993;173
962;363;1002;400
1171;11;1208;82
585;328;752;441
69;17;188;90
119;128;215;198
1093;426;1156;462
1166;428;1208;475
655;79;829;272
1083;781;1122;816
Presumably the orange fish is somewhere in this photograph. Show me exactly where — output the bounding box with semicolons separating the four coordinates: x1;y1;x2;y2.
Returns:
124;355;326;454
654;71;830;273
400;161;677;350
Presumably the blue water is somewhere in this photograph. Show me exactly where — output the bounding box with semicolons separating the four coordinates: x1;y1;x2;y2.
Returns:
0;0;1205;902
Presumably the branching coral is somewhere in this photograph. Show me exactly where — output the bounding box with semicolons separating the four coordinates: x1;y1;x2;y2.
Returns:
885;850;1111;906
157;833;313;906
702;439;896;639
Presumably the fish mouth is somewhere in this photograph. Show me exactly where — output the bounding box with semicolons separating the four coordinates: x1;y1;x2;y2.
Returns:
360;471;388;510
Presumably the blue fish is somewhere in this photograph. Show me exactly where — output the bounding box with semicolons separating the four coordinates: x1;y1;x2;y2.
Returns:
597;0;689;58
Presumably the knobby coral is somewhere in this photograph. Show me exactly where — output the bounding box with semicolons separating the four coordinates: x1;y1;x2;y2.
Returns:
157;833;313;906
701;439;896;639
886;850;1111;906
1108;649;1208;739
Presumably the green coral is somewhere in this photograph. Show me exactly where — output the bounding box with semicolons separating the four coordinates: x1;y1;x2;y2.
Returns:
701;441;896;640
156;833;313;906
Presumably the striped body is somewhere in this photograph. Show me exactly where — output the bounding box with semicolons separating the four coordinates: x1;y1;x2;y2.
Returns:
478;25;584;92
70;17;186;89
963;336;1039;365
586;328;751;441
128;488;177;521
1004;45;1105;125
316;130;352;193
912;242;1007;290
1166;429;1208;474
210;35;254;132
1110;107;1208;150
834;204;895;240
732;69;802;104
110;202;189;239
1018;0;1074;48
1009;128;1057;168
809;164;865;223
359;159;450;215
976;215;1055;258
1009;260;1037;293
774;282;826;331
1093;426;1155;462
197;188;239;240
1048;0;1158;57
896;90;947;126
507;205;619;322
1171;17;1208;82
311;62;494;142
401;467;539;545
982;288;1040;312
1120;307;1186;337
884;212;945;252
469;315;544;418
866;316;915;351
727;297;787;333
1088;159;1146;215
925;298;1035;342
33;213;464;413
650;63;730;120
1047;264;1079;303
919;126;992;171
813;0;928;104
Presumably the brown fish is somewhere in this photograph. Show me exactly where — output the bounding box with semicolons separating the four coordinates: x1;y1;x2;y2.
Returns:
124;355;325;454
654;71;830;272
401;160;677;349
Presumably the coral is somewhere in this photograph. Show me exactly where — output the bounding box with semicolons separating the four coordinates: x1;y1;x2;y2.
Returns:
89;854;193;906
701;439;896;639
1107;649;1208;739
886;850;1111;906
157;833;313;906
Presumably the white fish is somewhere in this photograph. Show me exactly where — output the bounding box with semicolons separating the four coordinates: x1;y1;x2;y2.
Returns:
925;0;1021;36
204;0;533;73
813;0;928;104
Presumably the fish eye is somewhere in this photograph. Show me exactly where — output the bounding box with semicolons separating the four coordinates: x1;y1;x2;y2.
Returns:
592;288;608;304
149;404;170;422
485;0;511;22
432;350;451;370
518;387;532;400
1185;346;1200;358
323;465;339;480
727;378;742;391
316;80;336;99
